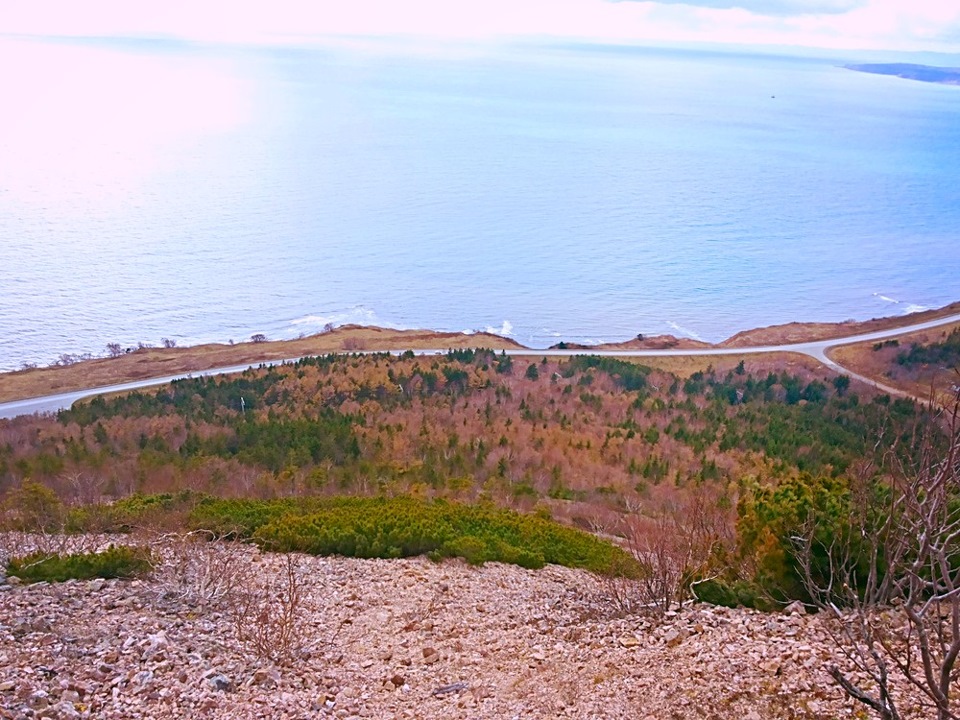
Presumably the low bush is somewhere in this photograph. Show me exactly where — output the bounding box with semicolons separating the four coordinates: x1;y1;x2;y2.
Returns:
6;545;152;583
191;495;635;574
187;496;310;538
66;491;205;533
19;492;635;576
690;577;774;611
2;481;65;532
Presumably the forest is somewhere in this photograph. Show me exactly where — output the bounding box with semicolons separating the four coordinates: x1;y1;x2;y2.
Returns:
0;348;942;605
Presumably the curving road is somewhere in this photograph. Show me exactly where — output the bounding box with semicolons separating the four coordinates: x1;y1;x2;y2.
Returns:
2;312;958;420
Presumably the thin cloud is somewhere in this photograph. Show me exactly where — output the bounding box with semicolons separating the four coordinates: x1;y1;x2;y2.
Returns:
616;0;864;16
4;0;958;53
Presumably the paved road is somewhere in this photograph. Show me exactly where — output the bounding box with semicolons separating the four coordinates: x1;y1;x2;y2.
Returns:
2;312;958;420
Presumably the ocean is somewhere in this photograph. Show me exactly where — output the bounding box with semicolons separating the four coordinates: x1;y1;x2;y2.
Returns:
1;35;958;371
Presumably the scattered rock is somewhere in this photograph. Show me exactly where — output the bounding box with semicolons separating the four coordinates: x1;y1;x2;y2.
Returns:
663;627;687;648
432;681;468;696
784;601;807;616
27;690;50;709
0;535;932;720
133;669;154;686
207;674;235;693
251;667;280;689
52;700;81;719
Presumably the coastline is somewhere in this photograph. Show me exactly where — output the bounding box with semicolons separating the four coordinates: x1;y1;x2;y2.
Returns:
845;62;960;86
1;302;959;408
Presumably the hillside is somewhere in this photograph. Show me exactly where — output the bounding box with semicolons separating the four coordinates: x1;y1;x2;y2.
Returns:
0;350;916;530
721;300;960;347
1;346;941;603
0;538;929;720
1;336;957;719
0;326;523;405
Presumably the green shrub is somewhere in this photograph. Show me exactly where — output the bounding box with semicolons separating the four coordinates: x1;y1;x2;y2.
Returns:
734;473;893;603
67;491;204;533
6;545;152;583
896;327;960;367
3;481;64;532
691;577;774;610
187;496;308;537
34;492;636;575
441;536;491;565
228;495;635;574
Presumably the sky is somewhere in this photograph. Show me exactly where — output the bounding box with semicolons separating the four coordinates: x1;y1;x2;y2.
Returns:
2;0;960;54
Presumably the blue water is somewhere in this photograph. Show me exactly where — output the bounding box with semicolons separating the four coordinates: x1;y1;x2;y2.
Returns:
1;36;959;370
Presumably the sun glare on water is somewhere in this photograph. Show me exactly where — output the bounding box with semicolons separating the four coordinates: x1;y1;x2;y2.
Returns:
0;38;252;214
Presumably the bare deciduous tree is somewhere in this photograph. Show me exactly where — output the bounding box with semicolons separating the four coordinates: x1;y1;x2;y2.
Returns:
61;472;106;506
613;489;733;614
796;392;960;720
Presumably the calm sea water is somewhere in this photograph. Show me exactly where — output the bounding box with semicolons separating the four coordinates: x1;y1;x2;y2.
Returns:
1;36;959;371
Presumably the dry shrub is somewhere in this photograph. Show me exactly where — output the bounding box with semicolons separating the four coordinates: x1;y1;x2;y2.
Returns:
597;557;647;617
607;489;734;615
342;337;367;352
229;553;307;666
59;472;107;507
0;531;113;564
148;532;312;665
149;530;251;610
1;480;67;534
796;392;960;720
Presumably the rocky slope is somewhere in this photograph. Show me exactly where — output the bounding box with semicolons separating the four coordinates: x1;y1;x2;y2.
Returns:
0;537;925;719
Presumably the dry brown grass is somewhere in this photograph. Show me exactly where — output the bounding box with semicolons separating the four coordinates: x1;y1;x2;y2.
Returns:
595;335;713;351
630;352;826;379
721;301;960;348
0;326;522;404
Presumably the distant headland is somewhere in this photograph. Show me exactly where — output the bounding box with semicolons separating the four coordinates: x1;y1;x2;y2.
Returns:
845;63;960;86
